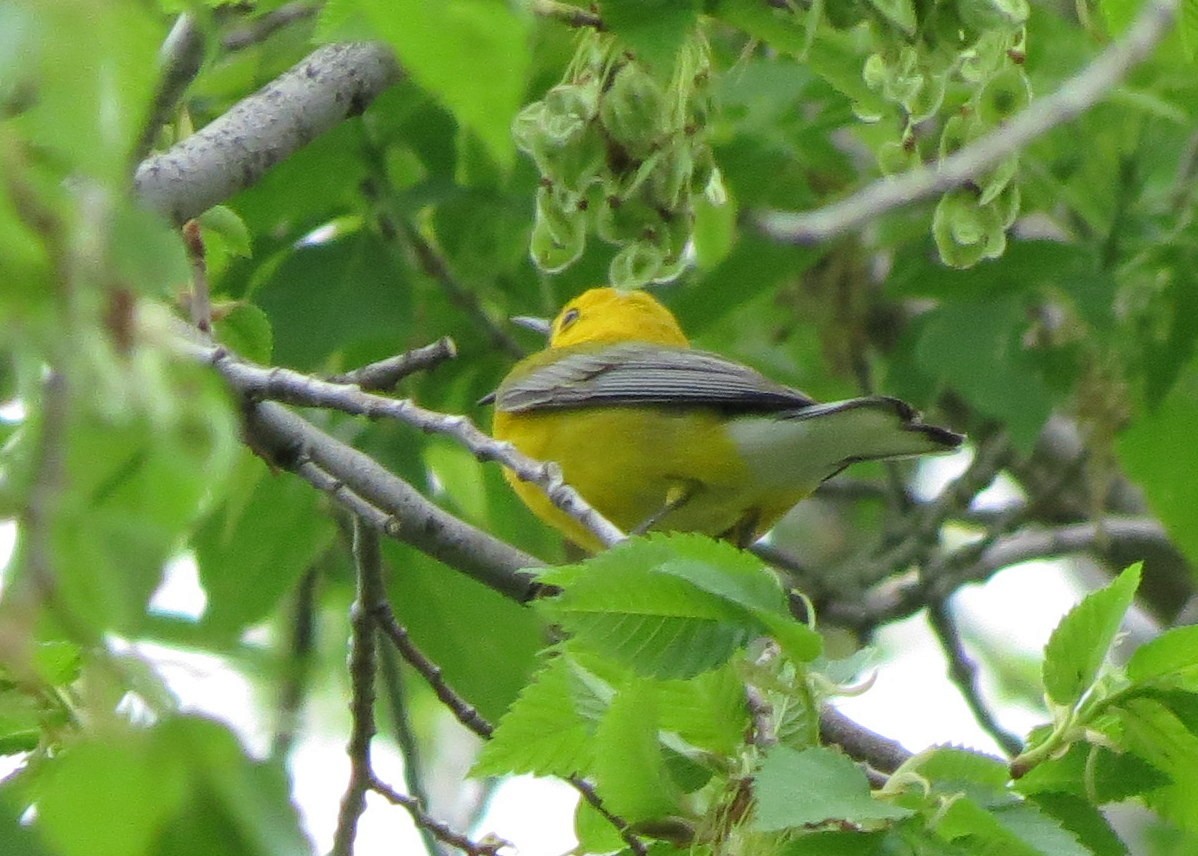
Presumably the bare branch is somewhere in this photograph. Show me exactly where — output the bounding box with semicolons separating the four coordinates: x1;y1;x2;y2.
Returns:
182;220;212;334
184;339;627;548
241;401;543;602
135;42;401;223
823;516;1169;627
332;520;385;856
757;0;1181;244
270;567;320;762
926;600;1022;756
568;776;647;856
327;337;458;391
369;779;506;856
376;642;444;856
818;705;911;774
220;1;320;52
132;14;206;167
374;606;495;740
845;432;1012;593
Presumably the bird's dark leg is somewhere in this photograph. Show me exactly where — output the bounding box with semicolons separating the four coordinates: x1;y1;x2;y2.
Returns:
631;482;699;536
719;509;761;549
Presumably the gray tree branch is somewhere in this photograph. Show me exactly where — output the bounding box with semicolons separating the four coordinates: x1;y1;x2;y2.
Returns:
135;41;401;223
757;0;1181;244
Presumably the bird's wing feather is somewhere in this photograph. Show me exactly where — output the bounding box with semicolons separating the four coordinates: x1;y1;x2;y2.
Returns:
494;343;817;413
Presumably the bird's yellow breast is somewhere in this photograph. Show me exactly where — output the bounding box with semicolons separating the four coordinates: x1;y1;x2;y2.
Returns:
493;404;802;551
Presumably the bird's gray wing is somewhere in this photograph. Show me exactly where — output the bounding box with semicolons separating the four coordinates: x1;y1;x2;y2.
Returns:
493;343;816;413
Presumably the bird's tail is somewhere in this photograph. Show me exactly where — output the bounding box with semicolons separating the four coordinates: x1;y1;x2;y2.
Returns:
728;396;964;490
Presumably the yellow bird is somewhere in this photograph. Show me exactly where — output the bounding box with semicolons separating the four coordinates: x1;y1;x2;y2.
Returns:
489;287;963;551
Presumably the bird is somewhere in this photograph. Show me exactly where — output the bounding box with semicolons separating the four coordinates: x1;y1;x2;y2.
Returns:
488;287;963;551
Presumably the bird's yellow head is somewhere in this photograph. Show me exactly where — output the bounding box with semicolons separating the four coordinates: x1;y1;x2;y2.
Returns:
548;287;689;349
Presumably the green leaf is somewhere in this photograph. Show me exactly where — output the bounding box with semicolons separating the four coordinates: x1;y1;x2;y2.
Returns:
574;796;628;854
0;691;44;755
692;193;736;269
154;717;310;856
359;0;529;168
602;0;700;74
655;662;749;756
388;543;544;725
867;0;917;36
1042;564;1141;707
1114;696;1198;832
893;746;1011;790
252;231;414;370
471;653;596;778
35;729;189;856
1127;625;1198;691
21;1;162;187
538;537;760;679
37;363;240;635
1182;0;1198;60
915;295;1055;452
592;678;681;822
1119;361;1198;568
0;800;52;856
199;206;253;259
754;746;912;830
1015;741;1170;803
1027;792;1129;856
193;455;336;637
212;302;274;365
935;796;1090;856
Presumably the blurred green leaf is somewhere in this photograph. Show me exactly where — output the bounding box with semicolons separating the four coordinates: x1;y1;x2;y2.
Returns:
252;231;413;369
603;0;699;75
358;0;530;168
1119;362;1198;569
915;295;1056;452
194;455;336;638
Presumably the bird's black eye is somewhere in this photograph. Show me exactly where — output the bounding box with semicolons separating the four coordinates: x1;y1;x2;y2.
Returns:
558;307;581;332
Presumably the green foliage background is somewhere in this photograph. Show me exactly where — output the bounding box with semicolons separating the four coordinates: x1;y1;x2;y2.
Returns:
2;0;1198;854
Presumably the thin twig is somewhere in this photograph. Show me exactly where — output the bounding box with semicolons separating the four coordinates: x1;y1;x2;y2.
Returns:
925;600;1022;756
847;432;1012;592
220;1;320;51
818;705;911;775
327;338;458;391
185;339;626;548
757;0;1181;244
239;401;543;600
374;606;495;740
369;778;506;856
270;566;320;762
568;776;648;856
182;220;212;334
377;640;444;856
332;520;385;856
359;177;525;360
822;516;1168;628
132;13;205;167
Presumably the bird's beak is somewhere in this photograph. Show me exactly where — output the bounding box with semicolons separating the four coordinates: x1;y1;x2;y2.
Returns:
511;315;552;337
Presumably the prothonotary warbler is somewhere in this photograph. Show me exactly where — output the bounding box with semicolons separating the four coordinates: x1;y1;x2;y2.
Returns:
489;287;963;551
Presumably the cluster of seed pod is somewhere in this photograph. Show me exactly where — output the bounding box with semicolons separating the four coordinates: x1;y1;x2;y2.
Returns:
513;30;724;287
833;0;1031;267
